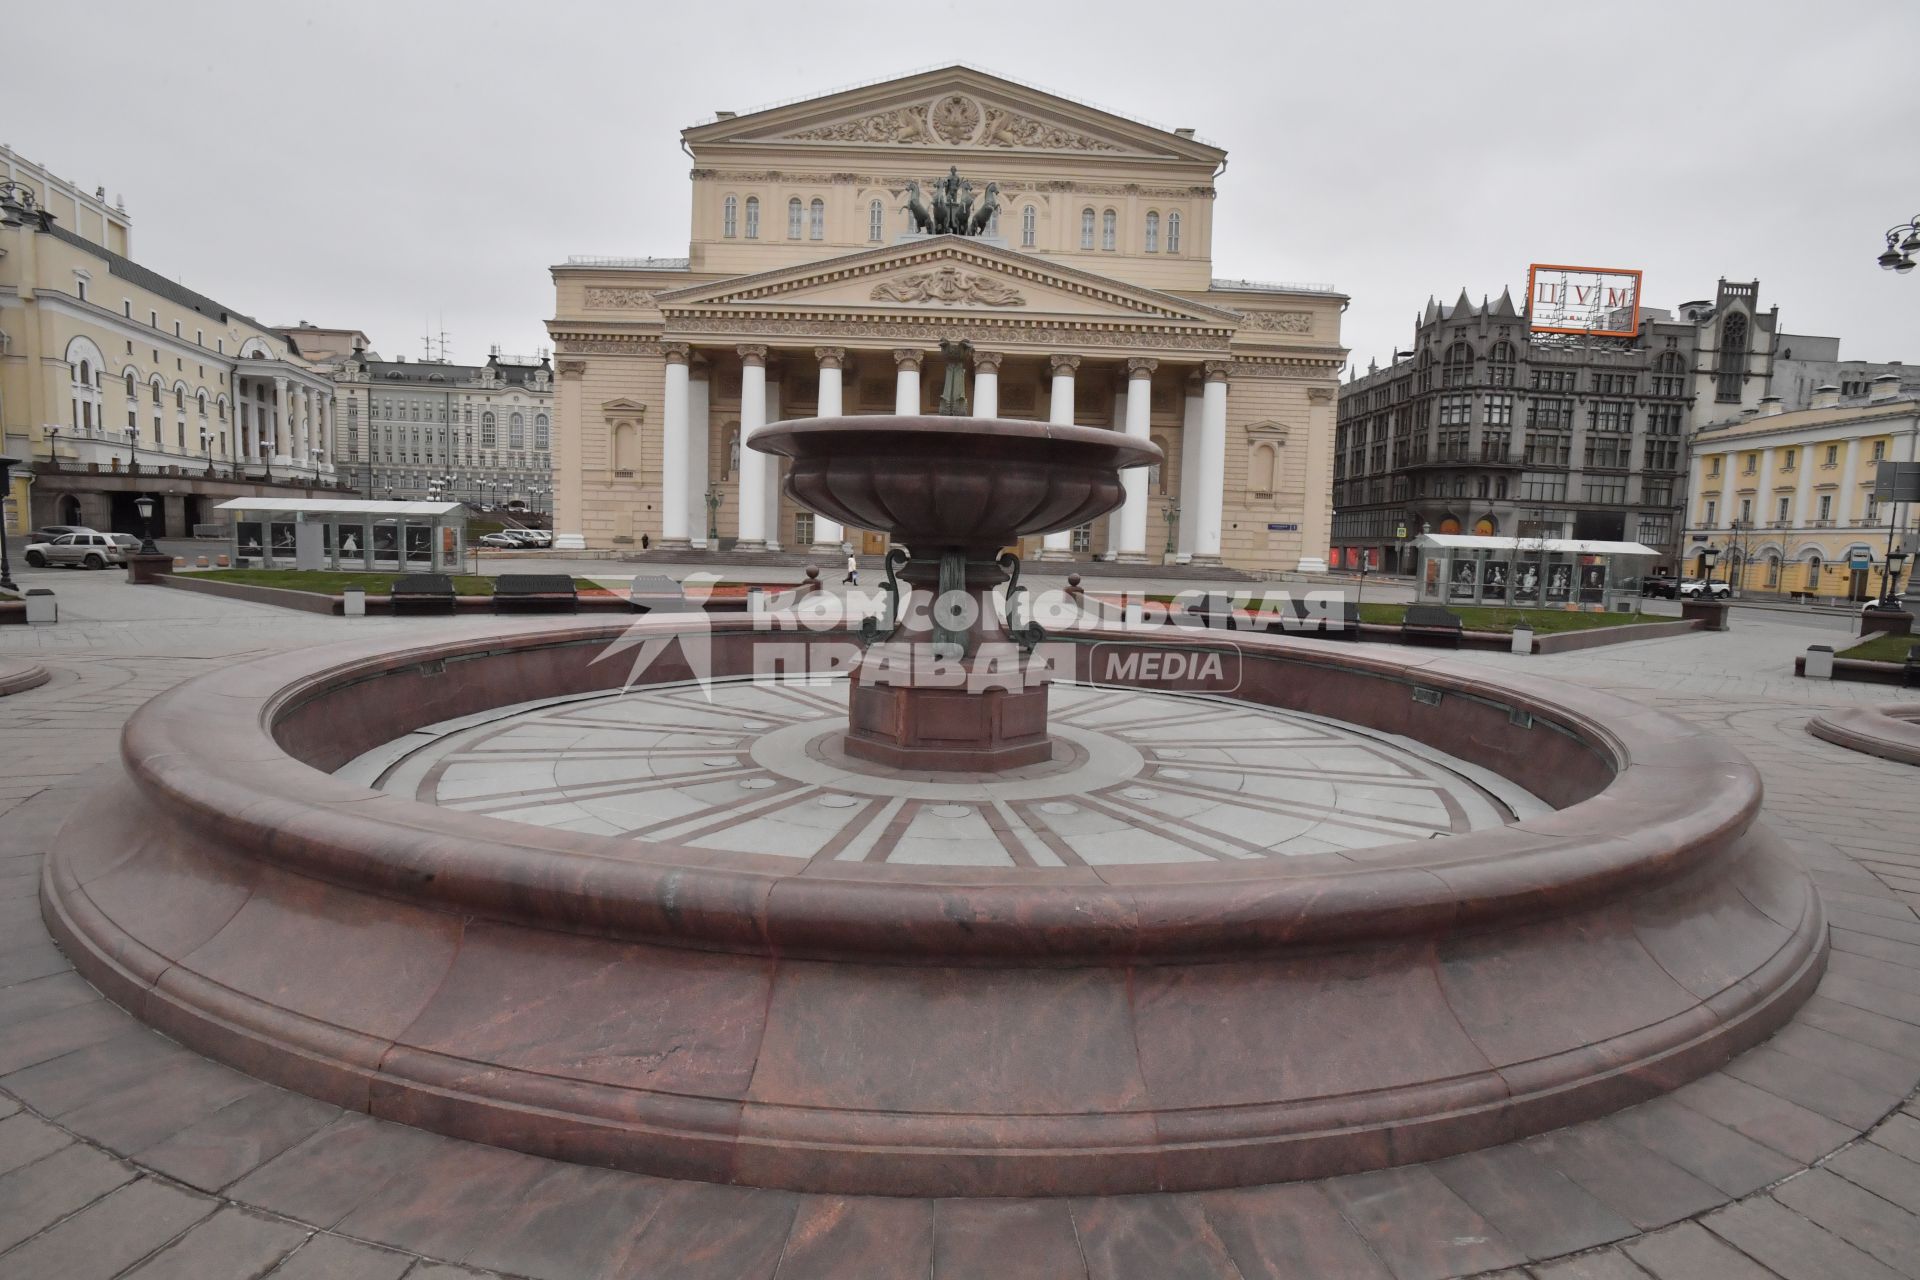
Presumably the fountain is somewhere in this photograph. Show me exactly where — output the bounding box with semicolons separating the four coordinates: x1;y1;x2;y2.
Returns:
42;407;1826;1199
753;414;1159;770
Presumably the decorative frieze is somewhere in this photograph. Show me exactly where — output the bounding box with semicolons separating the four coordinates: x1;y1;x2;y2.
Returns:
1237;310;1315;335
552;335;661;356
584;287;658;309
775;95;1127;154
664;314;1233;352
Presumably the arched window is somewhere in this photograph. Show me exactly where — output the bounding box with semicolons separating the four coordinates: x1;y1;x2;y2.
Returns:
1716;312;1749;403
1806;556;1822;591
1144;211;1160;253
197;392;207;417
480;411;496;448
1442;341;1475;388
125;373;135;398
1101;209;1117;251
868;198;884;242
534;414;550;451
1021;204;1036;248
1487;340;1516;386
787;197;803;239
509;413;525;449
1167;211;1181;254
1080;208;1095;250
744;197;760;239
723;195;738;238
1765;554;1781;588
808;198;825;240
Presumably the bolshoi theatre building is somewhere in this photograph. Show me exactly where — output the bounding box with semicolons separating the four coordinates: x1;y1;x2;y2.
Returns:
547;67;1346;571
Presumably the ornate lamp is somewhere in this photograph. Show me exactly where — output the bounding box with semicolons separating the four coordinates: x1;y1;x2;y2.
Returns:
134;494;159;555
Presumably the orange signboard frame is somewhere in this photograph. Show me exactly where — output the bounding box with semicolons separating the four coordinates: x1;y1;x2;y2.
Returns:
1526;263;1644;338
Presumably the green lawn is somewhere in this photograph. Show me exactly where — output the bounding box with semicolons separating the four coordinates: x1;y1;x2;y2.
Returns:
187;569;615;597
1356;603;1654;635
1838;632;1920;663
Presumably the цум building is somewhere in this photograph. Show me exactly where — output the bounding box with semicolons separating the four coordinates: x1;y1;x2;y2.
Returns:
1333;279;1778;573
547;66;1346;570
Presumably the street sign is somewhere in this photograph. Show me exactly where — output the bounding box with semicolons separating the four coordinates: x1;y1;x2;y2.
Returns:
1873;461;1920;502
1849;553;1872;570
1395;524;1408;539
1266;522;1298;532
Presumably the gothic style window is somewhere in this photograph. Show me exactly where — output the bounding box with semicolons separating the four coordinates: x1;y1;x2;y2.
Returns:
1021;205;1036;247
1144;211;1160;253
1101;209;1117;251
868;199;884;242
787;198;803;239
723;195;737;238
1080;208;1095;249
1441;342;1475;388
744;197;760;239
809;198;825;240
1716;312;1748;403
1167;211;1181;254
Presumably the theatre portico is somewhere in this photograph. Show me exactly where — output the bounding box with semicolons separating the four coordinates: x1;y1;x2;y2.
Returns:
547;66;1347;573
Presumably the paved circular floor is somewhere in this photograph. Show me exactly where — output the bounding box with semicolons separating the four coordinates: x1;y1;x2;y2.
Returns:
3;581;1919;1279
340;679;1547;869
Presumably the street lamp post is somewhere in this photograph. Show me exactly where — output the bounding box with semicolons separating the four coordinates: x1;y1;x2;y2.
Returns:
1885;548;1911;609
1876;215;1920;274
1701;545;1720;595
0;455;20;594
705;487;722;543
134;494;159;556
1162;500;1180;559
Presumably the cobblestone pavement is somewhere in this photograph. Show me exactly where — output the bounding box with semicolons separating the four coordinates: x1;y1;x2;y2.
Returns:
1;574;1918;1278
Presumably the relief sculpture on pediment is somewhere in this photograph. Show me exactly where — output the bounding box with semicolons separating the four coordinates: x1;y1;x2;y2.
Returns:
980;106;1122;152
788;105;936;145
871;266;1026;307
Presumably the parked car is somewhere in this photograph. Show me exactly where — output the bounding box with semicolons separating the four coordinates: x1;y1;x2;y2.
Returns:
1640;575;1681;599
477;532;524;548
106;533;142;552
28;525;93;544
23;531;130;569
1677;578;1731;600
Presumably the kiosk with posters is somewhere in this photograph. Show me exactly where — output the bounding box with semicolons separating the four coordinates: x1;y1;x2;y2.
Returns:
1412;533;1656;612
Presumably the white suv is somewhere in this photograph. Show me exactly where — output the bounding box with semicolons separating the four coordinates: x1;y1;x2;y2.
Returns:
1677;578;1731;599
23;531;129;569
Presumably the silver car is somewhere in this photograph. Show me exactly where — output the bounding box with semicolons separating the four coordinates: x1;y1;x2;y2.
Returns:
23;531;129;569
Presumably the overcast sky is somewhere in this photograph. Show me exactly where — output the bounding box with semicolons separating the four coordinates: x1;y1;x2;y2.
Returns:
10;0;1917;374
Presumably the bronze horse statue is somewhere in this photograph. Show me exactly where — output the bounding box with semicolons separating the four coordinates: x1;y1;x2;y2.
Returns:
968;181;1000;237
902;179;935;235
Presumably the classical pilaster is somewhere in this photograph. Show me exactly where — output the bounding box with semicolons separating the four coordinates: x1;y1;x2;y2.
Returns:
763;362;785;550
735;345;770;550
810;347;846;552
1792;444;1814;528
1177;372;1203;560
1192;360;1231;564
1112;357;1156;563
971;350;1003;418
1296;386;1334;572
659;343;693;549
1038;354;1081;559
552;357;588;550
893;348;923;415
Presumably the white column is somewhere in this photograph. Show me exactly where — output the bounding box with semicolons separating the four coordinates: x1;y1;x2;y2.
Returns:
1113;358;1155;563
1756;447;1775;530
659;343;692;548
1192;360;1230;564
1039;354;1081;559
271;376;289;462
300;387;314;465
234;378;248;462
1840;439;1862;524
1296;387;1335;573
760;368;783;552
687;361;710;547
553;358;587;549
809;347;846;552
971;351;1001;418
1793;446;1814;528
893;348;923;414
734;345;769;550
1176;373;1203;559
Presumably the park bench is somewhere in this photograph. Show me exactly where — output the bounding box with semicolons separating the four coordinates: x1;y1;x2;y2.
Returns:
1401;604;1464;647
493;573;578;614
389;574;456;616
627;574;686;614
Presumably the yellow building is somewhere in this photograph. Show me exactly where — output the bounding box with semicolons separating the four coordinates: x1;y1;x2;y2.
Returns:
1685;377;1920;599
547;67;1346;570
1;149;342;538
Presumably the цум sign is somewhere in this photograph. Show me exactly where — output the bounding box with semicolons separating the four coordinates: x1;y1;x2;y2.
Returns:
1526;264;1644;338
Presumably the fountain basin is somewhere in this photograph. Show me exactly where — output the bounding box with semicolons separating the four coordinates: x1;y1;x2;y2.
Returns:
42;617;1825;1196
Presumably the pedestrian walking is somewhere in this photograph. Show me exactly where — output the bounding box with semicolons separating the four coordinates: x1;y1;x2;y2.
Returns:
843;553;859;585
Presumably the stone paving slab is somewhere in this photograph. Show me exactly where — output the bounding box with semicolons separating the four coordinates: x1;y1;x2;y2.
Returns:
0;574;1918;1277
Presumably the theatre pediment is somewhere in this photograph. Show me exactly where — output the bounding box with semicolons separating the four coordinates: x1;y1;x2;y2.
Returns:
655;240;1239;328
684;67;1223;165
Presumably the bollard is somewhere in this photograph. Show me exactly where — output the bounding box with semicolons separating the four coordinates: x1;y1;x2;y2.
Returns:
342;587;366;618
1510;626;1533;656
1803;644;1834;680
24;589;56;625
216;554;230;567
196;555;210;568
